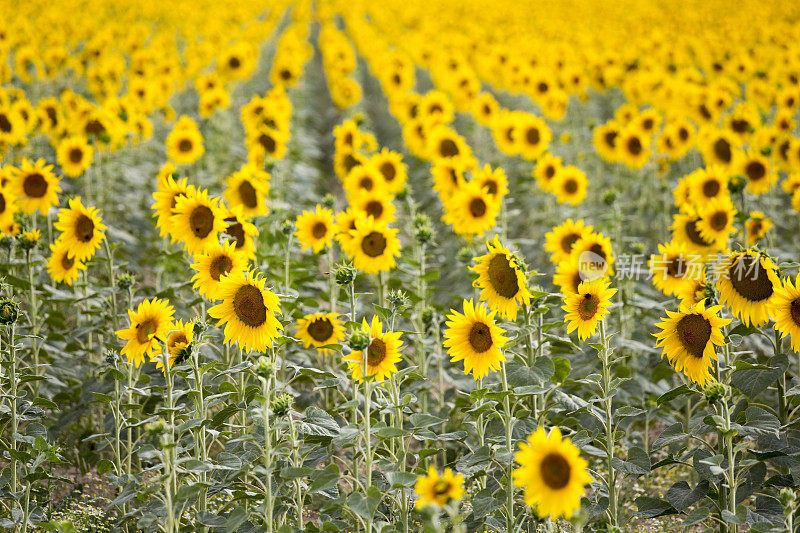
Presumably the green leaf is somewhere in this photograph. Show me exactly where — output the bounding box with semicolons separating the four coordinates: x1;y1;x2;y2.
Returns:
385;471;416;489
612;446;650;475
634;497;678;518
226;507;248;533
615;406;646;418
409;413;443;429
97;459;116;475
301;407;340;443
281;466;313;479
657;385;696;405
666;480;708;511
349;487;382;521
652;423;687;451
309;464;339;494
684;506;710;526
731;353;788;398
552;357;570;383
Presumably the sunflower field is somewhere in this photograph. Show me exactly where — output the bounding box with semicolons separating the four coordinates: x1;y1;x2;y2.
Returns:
3;0;800;531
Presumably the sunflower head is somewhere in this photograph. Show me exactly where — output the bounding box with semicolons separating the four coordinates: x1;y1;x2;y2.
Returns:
414;466;465;509
443;299;508;380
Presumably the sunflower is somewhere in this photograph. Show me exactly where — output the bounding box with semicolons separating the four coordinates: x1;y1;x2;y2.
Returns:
678;277;712;306
170;189;227;255
570;233;615;278
334;207;362;249
740;151;776;195
191;240;249;300
208;269;283;353
46;241;86;286
343;164;387;201
334;149;366;181
53;197;106;261
470;236;531;320
654;299;730;385
56;136;93;177
551;166;588;205
687;166;729;207
516;115;552;161
222;206;259;260
745;211;772;247
427;125;474;166
770;274;800;353
151;174;196;238
671;213;718;257
617;127;651;169
343;216;401;274
224;164;270;218
155;320;195;372
116;298;176;367
533;153;563;193
342;316;403;383
695;196;737;248
442;180;501;237
367;149;407;195
513;426;592;519
12;158;61;215
553;261;587;296
0;182;17;227
431;158;469;200
414;466;465;509
472;164;509;201
544;219;594;265
648;241;705;297
295;205;336;253
444;299;508;380
716;250;780;327
593;121;622;162
562;278;616;340
166;117;204;165
699;128;739;170
296;312;346;354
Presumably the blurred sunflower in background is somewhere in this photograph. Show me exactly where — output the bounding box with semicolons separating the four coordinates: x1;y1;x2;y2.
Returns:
295;205;336;253
54;197;106;261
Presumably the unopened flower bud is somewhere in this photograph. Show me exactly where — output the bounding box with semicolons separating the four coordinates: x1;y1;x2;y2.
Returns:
321;194;336;210
117;272;135;291
387;289;409;310
280;219;295;236
780;488;796;515
348;330;370;351
272;393;294;417
254;356;275;379
703;381;728;405
335;262;357;286
0;299;20;325
728;175;746;194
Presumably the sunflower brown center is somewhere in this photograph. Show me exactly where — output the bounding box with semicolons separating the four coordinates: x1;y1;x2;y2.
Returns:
484;180;498;195
343;153;359;172
0;114;11;132
259;133;276;153
308;318;334;342
228;56;240;69
468;322;493;352
232;284;267;328
731;119;749;133
578;293;599;320
312;221;328;239
750;221;762;236
23;173;47;198
702;179;720;198
178;139;193;153
685;219;713;247
190;206;214;238
225;220;245;248
366;338;386;366
69;148;84;164
361;231;387;257
61;252;75;270
745;161;766;181
561;233;580;254
666;257;687;278
729;256;774;302
238;180;258;208
209;254;233;281
469;198;487;217
676;313;712;358
434;479;451;496
75;214;95;242
642;118;654;130
136;318;158;344
627;136;642;156
440;139;459;157
540;453;571;489
488;254;519;298
544;165;556;179
589;243;606;261
380;162;396;182
604;131;618;148
359;176;374;191
790;299;800;326
0;193;5;214
526;127;540;145
564;178;578;194
713;138;732;163
710;211;728;230
366;201;383;219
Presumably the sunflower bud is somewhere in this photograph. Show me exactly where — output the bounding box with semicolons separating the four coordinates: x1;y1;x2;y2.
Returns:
334;262;357;286
116;272;135;291
272;392;294;417
192;318;209;336
602;189;618;206
144;418;168;435
254;356;275;379
413;213;434;245
104;349;119;365
321;193;336;211
387;289;409;310
421;307;435;332
353;112;365;125
0;234;14;250
280;219;295;236
348;330;370;351
396;183;412;202
457;246;474;264
780;488;796;515
0;299;20;325
728;175;746;194
630;241;646;255
703;381;728;405
17;229;40;252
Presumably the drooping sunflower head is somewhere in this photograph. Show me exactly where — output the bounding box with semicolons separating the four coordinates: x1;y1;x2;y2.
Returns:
562;278;617;341
116;298;176;367
47;241;86;286
53;196;107;261
207;269;283;353
295;204;336;254
295;312;346;354
654;299;730;385
342;216;401;275
513;426;592;519
443;299;508;380
413;466;465;509
470;236;531;320
716;250;780;327
342;316;403;384
169;189;227;255
191;239;249;301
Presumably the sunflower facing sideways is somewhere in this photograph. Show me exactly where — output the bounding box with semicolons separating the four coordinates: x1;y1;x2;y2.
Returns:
295;312;346;354
343;216;401;274
444;299;509;380
414;466;465;509
116;298;176;367
770;274;800;353
208;269;283;353
47;241;86;286
53;197;106;261
170;189;227;255
745;211;772;246
12;158;61;215
654;299;730;385
155;320;195;372
295;205;336;253
191;240;249;300
513;426;592;519
223;206;259;260
342;316;403;383
562;278;616;340
716;250;780;327
471;236;531;320
152;173;196;238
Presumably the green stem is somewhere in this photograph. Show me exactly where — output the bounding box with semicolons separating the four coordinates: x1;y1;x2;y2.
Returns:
599;321;617;527
500;363;514;533
262;375;274;532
